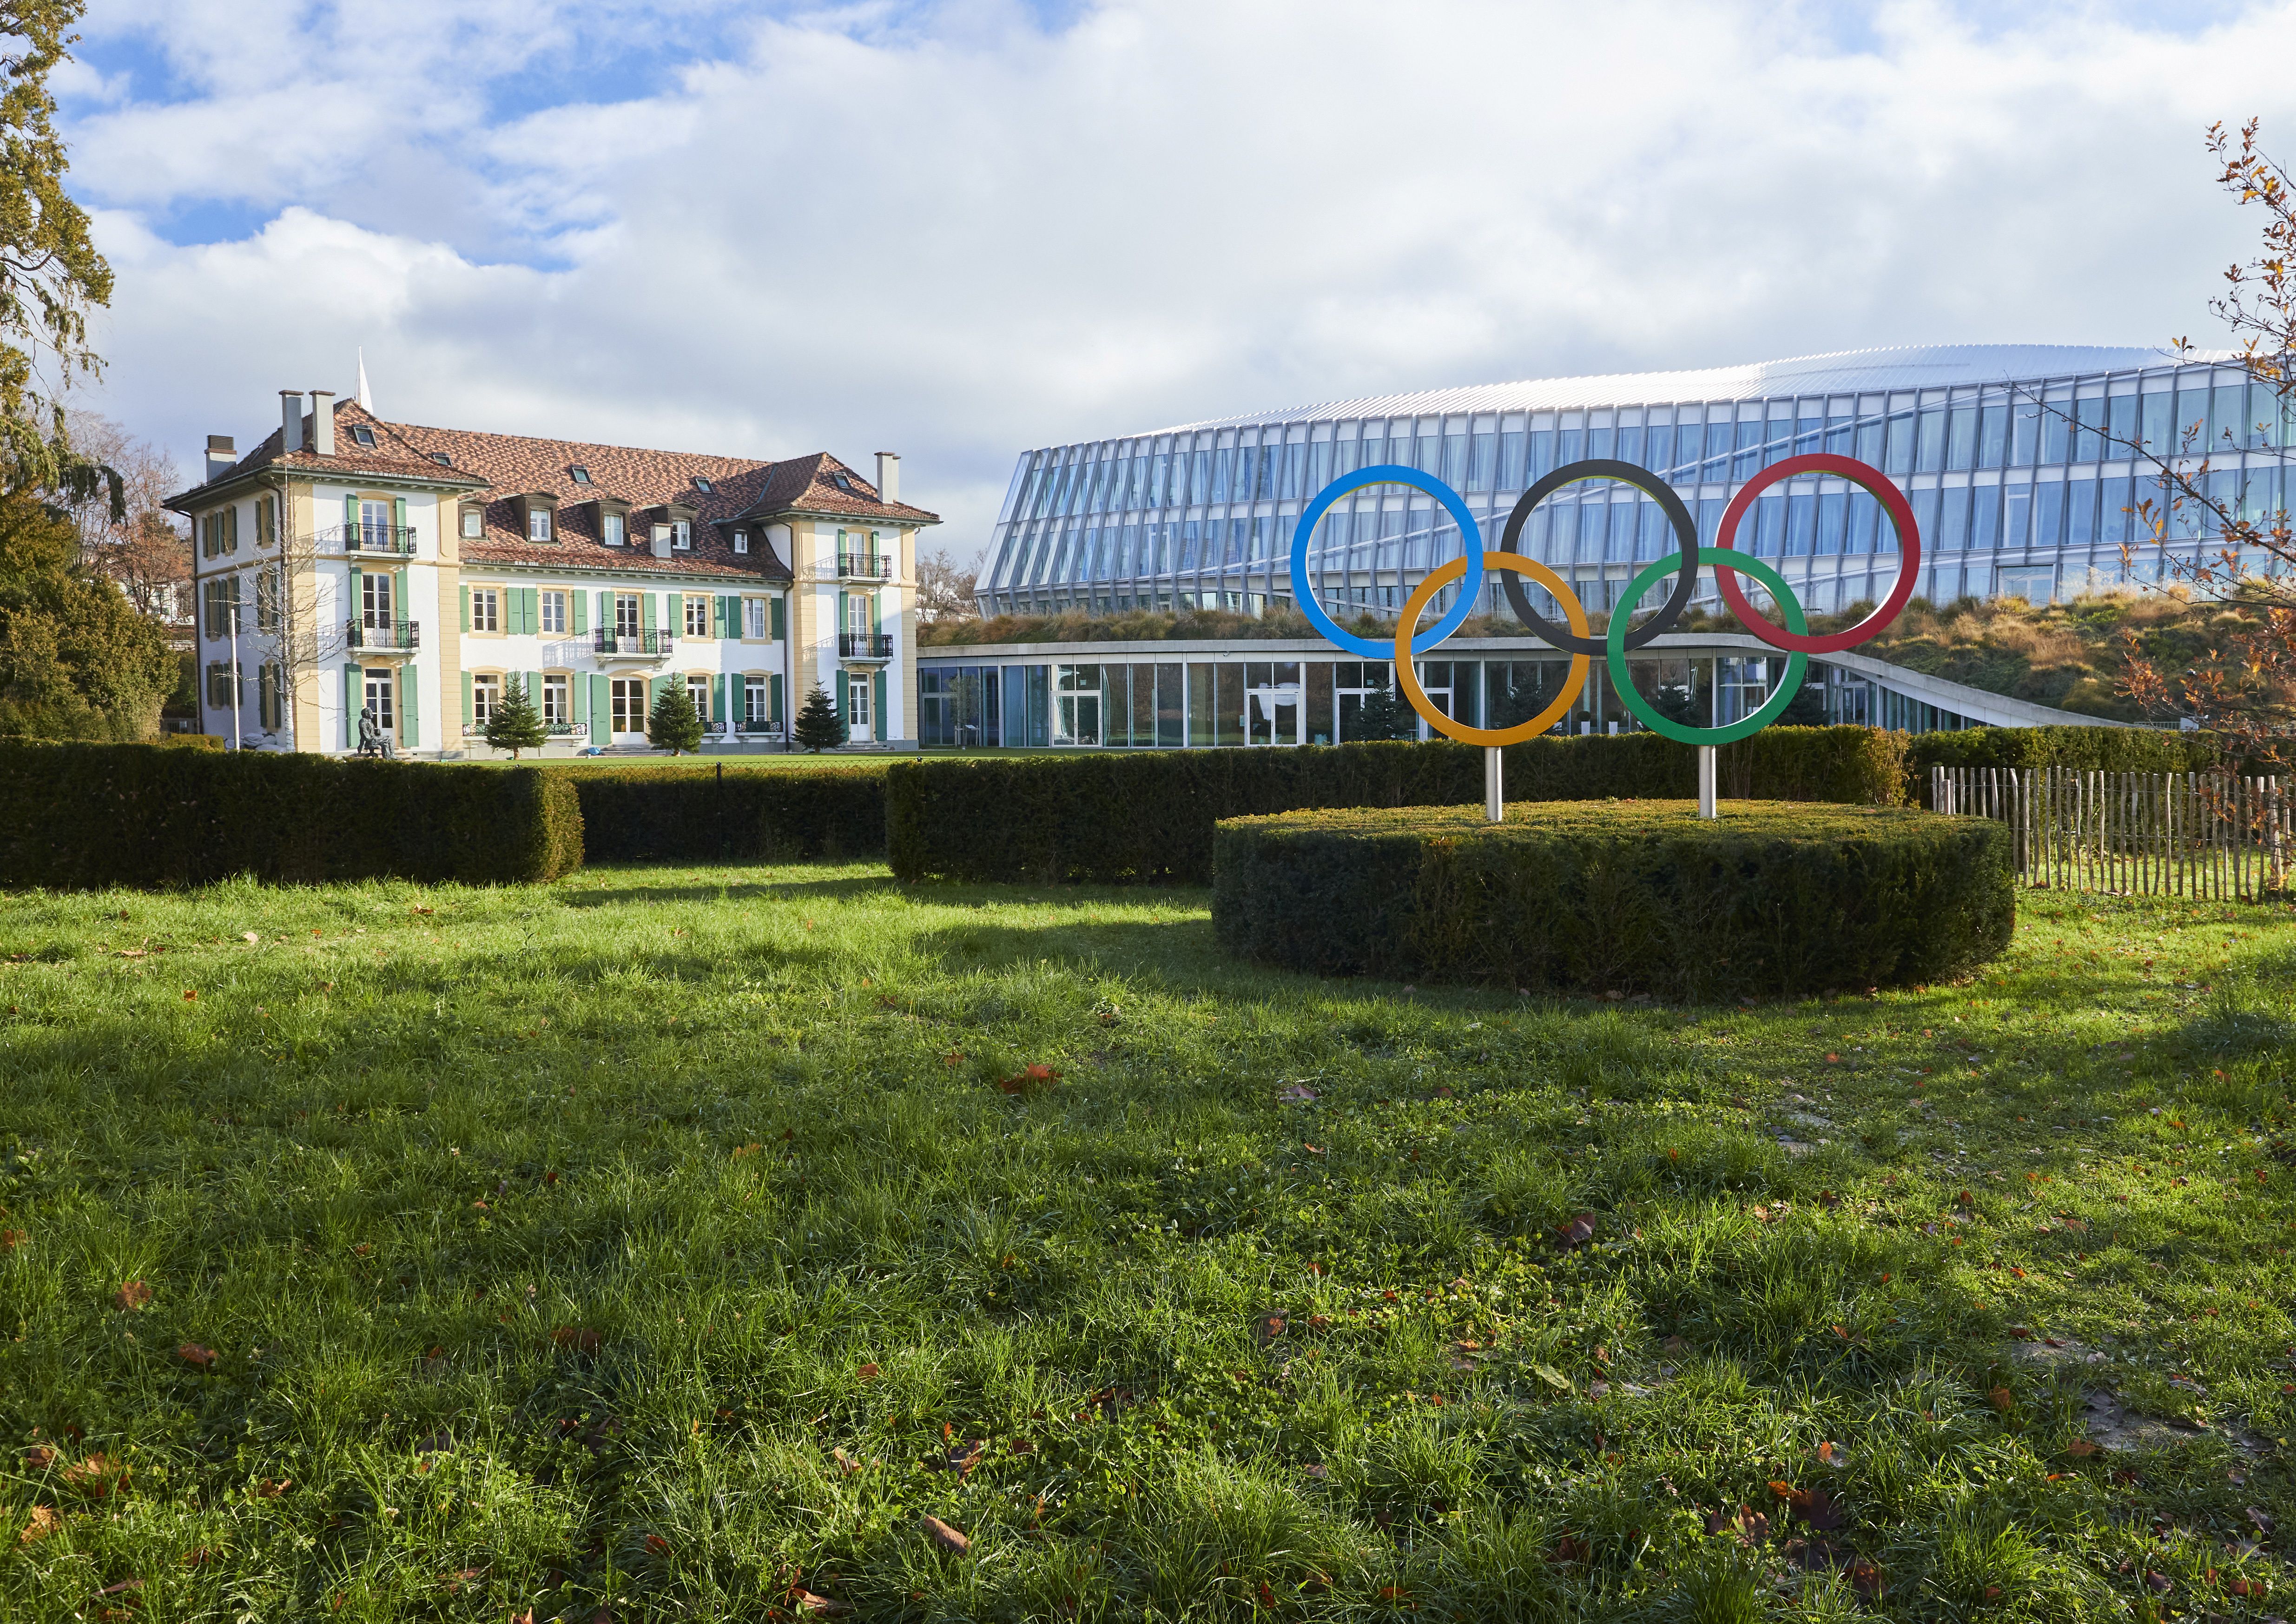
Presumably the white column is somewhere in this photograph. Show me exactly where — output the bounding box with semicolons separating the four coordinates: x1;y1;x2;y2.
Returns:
1698;744;1717;819
1484;745;1503;823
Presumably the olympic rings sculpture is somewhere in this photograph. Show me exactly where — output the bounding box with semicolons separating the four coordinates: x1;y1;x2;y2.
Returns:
1286;452;1921;747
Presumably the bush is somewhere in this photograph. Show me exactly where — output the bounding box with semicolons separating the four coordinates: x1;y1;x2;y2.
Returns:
888;729;1907;885
556;763;889;862
1212;801;2013;999
0;743;583;889
1905;725;2217;804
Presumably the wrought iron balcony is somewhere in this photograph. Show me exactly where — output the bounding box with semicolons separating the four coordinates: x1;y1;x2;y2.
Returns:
593;629;672;657
327;524;419;556
837;552;891;579
345;618;420;651
839;632;894;659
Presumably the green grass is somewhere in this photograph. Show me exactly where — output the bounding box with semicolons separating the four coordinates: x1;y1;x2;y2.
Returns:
0;867;2291;1622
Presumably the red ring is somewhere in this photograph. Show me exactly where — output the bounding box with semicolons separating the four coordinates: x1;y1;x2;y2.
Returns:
1712;453;1922;654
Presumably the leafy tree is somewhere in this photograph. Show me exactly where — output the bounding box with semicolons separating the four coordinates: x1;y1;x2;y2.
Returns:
1345;683;1419;742
792;682;847;752
2105;118;2296;763
914;546;979;624
484;676;547;758
0;491;175;737
0;2;116;503
647;684;703;755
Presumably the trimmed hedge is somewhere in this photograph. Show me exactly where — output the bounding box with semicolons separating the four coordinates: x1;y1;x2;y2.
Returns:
1213;801;2013;999
0;743;583;889
555;763;890;862
887;729;1906;885
1905;725;2215;789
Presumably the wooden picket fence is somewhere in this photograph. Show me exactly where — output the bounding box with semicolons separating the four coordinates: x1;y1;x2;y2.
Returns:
1931;767;2290;901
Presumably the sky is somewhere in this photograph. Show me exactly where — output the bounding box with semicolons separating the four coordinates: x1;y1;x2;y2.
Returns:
53;0;2296;561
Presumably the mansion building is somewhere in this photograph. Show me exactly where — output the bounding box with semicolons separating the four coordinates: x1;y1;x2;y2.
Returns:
167;390;937;755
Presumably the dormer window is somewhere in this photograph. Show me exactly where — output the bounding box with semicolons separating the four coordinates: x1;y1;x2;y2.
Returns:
459;504;484;539
430;452;452;466
351;425;377;447
732;530;748;554
529;508;553;542
512;491;559;543
693;476;714;495
831;473;854;491
570;466;593;485
603;513;625;546
672;520;692;549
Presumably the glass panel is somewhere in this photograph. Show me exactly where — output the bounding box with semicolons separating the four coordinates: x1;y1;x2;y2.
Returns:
2010;400;2040;465
1304;662;1333;745
2035;480;2066;548
1155;663;1184;749
1971;484;2000;549
1916;409;1946;472
2067;479;2098;546
2073;399;2105;462
1188;663;1216;746
1946;408;1977;470
1884;414;1917;475
1978;404;2008;467
1937;485;1969;551
2100;475;2133;546
2002;484;2032;549
2040;403;2070;464
1216;663;1245;745
1129;663;1156;747
1817;491;1846;554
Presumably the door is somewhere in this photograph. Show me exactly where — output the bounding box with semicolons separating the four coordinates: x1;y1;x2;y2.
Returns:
361;500;392;551
614;594;641;642
363;668;395;736
362;571;394;630
1243;660;1301;746
847;674;874;743
611;677;647;738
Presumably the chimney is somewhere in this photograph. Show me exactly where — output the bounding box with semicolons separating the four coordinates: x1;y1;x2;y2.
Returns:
875;451;900;506
309;390;336;454
280;390;305;454
205;435;236;480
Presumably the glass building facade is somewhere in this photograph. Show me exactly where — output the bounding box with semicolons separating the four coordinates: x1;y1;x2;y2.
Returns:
975;343;2287;623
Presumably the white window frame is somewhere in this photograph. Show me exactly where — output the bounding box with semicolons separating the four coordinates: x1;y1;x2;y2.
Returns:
672;520;692;550
687;675;712;723
541;673;570;726
744;673;769;725
732;530;748;554
602;513;625;546
460;506;483;539
528;508;553;543
470;587;500;634
684;595;709;638
540;590;567;635
742;598;767;639
472;672;502;725
610;677;646;733
848;675;872;731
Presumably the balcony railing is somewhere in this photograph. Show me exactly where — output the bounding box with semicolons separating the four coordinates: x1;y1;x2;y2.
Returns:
345;618;420;651
839;632;894;659
838;553;891;579
593;629;671;656
326;525;419;556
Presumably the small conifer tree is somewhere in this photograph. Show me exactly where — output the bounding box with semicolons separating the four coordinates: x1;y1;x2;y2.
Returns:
484;676;548;758
647;684;704;755
1348;683;1420;742
792;682;847;752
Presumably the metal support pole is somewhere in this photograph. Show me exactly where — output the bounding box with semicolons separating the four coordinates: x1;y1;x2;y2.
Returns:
1698;743;1716;819
1484;745;1504;824
229;598;243;752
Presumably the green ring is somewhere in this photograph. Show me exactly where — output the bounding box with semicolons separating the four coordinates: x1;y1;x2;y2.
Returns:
1609;548;1809;745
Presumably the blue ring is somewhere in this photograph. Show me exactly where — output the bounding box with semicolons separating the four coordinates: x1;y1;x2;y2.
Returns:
1289;466;1484;658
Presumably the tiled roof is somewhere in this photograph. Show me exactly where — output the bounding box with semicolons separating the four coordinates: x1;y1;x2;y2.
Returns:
167;400;938;583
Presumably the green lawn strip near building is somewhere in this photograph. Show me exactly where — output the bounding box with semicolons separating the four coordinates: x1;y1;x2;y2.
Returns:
0;873;2288;1619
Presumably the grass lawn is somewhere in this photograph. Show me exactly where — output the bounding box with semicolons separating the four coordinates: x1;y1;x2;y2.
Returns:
0;866;2291;1622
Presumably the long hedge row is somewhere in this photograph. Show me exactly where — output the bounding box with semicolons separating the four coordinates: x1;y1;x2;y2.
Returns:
554;763;890;862
1213;801;2015;998
885;728;1907;885
0;742;583;888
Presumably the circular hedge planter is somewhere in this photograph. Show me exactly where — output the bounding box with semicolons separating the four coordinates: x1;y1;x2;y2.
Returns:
1212;800;2013;999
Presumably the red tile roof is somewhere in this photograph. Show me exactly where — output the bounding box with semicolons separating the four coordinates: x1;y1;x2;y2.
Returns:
167;400;938;584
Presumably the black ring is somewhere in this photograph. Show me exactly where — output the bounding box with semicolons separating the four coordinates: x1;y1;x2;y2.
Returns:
1498;458;1699;655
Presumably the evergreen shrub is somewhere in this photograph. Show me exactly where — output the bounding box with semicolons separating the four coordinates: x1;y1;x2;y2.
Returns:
1904;725;2218;804
0;743;583;889
1212;801;2013;999
557;763;890;862
887;729;1906;885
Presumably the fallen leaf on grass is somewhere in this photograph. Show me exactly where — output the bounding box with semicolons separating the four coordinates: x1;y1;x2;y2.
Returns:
96;1578;142;1597
794;1591;852;1617
1553;1214;1597;1251
1277;1084;1318;1103
644;1534;669;1555
855;1362;881;1382
550;1327;603;1355
1549;1536;1588;1564
112;1280;151;1311
831;1448;860;1476
1988;1387;2012;1412
2229;1577;2269;1598
1300;1463;1329;1480
19;1506;60;1545
177;1342;217;1368
2146;1571;2173;1594
256;1478;292;1498
921;1514;970;1555
1705;1506;1769;1545
1531;1363;1571;1392
1847;1558;1883;1600
2250;1507;2276;1534
1250;1313;1286;1346
996;1063;1060;1095
2064;1440;2100;1458
24;1446;53;1470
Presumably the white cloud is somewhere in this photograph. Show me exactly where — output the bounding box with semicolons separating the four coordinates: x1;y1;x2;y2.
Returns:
61;0;2296;556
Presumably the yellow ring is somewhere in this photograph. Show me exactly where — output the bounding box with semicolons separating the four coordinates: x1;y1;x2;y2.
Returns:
1393;554;1591;746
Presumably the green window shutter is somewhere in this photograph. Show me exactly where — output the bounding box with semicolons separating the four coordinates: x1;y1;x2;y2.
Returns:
870;590;881;635
462;671;473;726
711;674;725;723
574;672;590;725
641;593;656;633
224;506;238;553
770;595;785;640
873;671;886;739
527;671;542;712
835;672;848;730
520;587;538;634
589;675;610;744
343;664;360;749
596;591;611;633
770;673;784;729
393;496;407;541
459;583;470;632
401;665;419;749
344;494;359;535
392;569;409;633
347;567;363;638
571;589;587;634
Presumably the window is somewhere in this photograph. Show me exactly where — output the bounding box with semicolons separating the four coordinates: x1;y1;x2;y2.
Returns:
351;425;377;447
472;673;501;725
848;674;872;730
460;506;483;539
431;453;452;467
614;593;640;638
671;520;691;549
361;499;392;549
540;590;567;635
610;677;646;733
255;568;281;633
203;577;238;639
744;674;770;726
845;592;872;634
256;495;276;546
688;675;712;723
832;473;854;492
602;513;625;546
693;476;714;494
541;674;570;726
469;586;499;632
528;507;553;542
684;595;709;637
743;598;767;639
362;572;395;630
570;466;593;485
258;662;283;731
363;668;395;732
732;530;748;554
205;662;236;709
